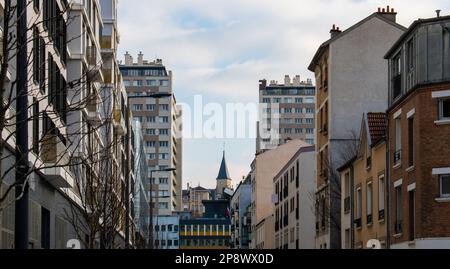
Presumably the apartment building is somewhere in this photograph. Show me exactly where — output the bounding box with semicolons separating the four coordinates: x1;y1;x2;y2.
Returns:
120;54;183;216
385;14;450;249
274;144;316;249
185;185;213;218
230;177;252;249
308;6;406;249
0;0;135;249
257;76;315;152
250;139;310;249
338;113;388;249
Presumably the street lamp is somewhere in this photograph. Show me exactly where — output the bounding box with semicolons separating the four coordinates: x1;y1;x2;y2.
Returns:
148;167;176;249
124;92;172;249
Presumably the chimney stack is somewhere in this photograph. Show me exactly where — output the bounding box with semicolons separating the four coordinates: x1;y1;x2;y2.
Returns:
436;10;441;18
284;75;291;86
330;24;342;38
259;79;267;90
293;75;301;86
124;51;133;66
377;5;397;22
138;51;144;65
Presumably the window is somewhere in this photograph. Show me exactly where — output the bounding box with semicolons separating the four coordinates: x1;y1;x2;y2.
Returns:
134;116;143;123
284;118;292;124
367;182;373;225
395;185;403;234
159;141;169;147
295;118;302;124
262;98;271;103
439;175;450;198
160;104;169;111
160;80;169;86
273;98;281;103
147;153;156;160
356;187;362;228
146;129;156;135
284;108;292;114
147;80;157;86
295;98;303;104
409;190;415;241
406;39;415;72
133;80;143;87
306;118;314;125
133;105;144;111
147;104;156;111
159;116;169;123
32;99;40;154
392;53;402;99
306;108;314;114
159;202;169;209
408;117;414;167
146;141;156;147
378;175;385;220
295;108;302;114
41;207;50;249
344;172;351;213
159;129;169;135
304;97;314;104
284;128;292;134
147;116;156;123
295;128;302;134
439;99;450;120
394;118;402;165
159;178;169;184
284;98;293;104
306;128;314;134
124;80;131;86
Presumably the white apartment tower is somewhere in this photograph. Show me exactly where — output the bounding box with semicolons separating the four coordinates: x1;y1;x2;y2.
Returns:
120;53;183;216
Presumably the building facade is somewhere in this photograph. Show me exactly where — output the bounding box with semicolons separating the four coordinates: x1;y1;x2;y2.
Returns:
185;185;213;218
257;76;316;152
308;6;406;249
230;177;252;249
339;113;388;249
385;15;450;249
274;145;316;249
120;54;183;216
250;139;311;249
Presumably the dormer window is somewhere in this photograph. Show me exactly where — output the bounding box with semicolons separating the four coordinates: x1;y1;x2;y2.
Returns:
392;53;402;99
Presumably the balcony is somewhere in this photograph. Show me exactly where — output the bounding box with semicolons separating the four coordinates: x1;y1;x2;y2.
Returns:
394;150;402;166
86;46;102;82
102;69;113;84
40;134;73;189
86;94;102;126
344;197;351;213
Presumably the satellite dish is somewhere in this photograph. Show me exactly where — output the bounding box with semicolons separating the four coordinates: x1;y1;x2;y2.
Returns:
366;239;382;249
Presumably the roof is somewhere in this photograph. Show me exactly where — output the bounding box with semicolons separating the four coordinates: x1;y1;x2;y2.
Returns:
192;186;209;192
366;112;387;146
217;151;231;180
308;12;407;71
385;15;450;59
273;144;315;181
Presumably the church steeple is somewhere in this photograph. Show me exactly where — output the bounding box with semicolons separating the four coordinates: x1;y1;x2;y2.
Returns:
216;151;230;180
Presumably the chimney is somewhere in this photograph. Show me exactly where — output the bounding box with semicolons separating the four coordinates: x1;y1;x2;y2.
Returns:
330;24;342;38
436;10;441;18
284;75;291;86
138;51;144;65
124;51;133;66
377;5;397;22
293;75;301;86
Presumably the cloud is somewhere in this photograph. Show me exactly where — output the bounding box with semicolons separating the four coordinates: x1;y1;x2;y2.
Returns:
117;0;450;188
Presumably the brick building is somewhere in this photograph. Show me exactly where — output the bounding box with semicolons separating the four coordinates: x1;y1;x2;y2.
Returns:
385;14;450;248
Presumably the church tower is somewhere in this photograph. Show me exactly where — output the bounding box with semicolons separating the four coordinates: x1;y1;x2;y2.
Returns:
216;151;233;200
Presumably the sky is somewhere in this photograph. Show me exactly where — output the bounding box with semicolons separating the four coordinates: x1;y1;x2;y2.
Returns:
117;0;450;189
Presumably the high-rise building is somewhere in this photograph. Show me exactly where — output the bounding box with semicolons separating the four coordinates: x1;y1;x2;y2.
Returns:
257;76;316;152
308;6;406;249
120;54;183;216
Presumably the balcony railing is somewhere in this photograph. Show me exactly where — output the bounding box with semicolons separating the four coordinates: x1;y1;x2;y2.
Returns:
394;150;402;166
395;221;403;234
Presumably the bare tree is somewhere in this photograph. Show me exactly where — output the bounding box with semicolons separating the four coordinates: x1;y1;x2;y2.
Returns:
312;131;359;248
0;0;129;249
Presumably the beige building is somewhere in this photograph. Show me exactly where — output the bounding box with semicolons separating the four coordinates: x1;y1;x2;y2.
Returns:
250;139;311;249
308;6;406;249
186;185;212;218
274;144;316;249
339;113;388;249
120;54;183;216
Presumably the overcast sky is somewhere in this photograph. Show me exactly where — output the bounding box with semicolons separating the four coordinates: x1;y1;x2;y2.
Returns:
117;0;450;189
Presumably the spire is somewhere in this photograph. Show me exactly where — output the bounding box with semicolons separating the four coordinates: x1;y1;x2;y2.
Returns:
216;150;230;180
